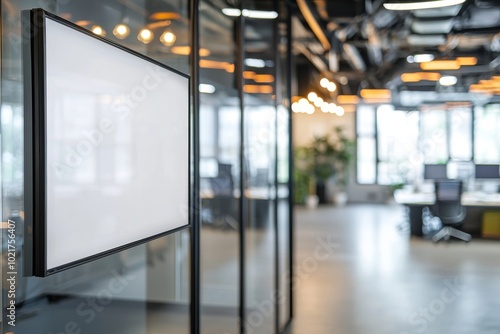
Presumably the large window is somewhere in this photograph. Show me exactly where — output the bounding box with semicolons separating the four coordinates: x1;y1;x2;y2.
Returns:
356;105;377;184
475;104;500;163
356;104;480;185
377;106;419;185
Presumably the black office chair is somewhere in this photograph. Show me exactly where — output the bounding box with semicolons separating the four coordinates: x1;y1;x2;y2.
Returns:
432;180;471;242
208;163;238;230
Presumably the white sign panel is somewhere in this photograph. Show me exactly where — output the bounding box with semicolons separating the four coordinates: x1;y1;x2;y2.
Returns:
24;9;190;276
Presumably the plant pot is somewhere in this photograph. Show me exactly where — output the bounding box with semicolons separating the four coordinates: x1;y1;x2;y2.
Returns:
332;191;348;206
316;182;328;204
306;195;319;209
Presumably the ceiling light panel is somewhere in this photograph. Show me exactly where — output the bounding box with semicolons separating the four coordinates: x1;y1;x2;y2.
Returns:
384;0;465;11
411;19;454;34
412;4;462;17
407;34;446;46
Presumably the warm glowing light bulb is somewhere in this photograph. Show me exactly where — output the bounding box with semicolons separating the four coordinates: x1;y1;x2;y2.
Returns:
138;28;154;44
327;82;337;92
91;25;106;37
328;103;337;113
160;30;176;46
306;104;315;114
113;24;130;39
335;106;345;116
308;92;317;101
314;97;323;107
320;78;329;88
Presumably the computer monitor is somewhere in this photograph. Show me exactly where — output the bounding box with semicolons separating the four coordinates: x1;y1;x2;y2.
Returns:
475;164;500;179
424;164;448;180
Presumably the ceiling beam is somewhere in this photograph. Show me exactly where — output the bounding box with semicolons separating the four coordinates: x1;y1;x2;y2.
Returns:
297;0;331;50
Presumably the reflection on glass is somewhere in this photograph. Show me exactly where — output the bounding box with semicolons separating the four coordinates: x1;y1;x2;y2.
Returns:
199;1;240;333
1;1;190;333
244;3;276;332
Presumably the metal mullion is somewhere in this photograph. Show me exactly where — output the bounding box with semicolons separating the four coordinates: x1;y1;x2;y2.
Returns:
286;0;294;322
237;3;247;333
189;0;200;332
272;0;280;332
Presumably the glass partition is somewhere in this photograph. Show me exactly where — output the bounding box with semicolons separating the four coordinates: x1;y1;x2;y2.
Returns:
2;1;190;333
199;1;240;333
243;1;277;333
1;1;292;333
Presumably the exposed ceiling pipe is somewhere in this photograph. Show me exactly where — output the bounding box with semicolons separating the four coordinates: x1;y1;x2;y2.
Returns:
364;21;383;65
296;0;331;50
293;42;328;73
343;43;367;72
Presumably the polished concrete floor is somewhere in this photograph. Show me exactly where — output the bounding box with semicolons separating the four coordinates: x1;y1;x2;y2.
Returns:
291;204;500;334
10;204;500;333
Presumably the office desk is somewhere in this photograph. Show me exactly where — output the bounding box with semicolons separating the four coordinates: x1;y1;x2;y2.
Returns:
200;186;289;229
394;190;500;236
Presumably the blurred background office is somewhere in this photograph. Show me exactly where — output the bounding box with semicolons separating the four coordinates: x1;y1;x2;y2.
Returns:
1;0;500;334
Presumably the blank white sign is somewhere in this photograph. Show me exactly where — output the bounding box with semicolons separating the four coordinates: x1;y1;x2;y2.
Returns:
44;17;189;272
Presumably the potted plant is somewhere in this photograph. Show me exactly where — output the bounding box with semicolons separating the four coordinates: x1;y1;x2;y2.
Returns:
328;126;354;206
309;135;337;204
293;147;317;207
293;127;354;206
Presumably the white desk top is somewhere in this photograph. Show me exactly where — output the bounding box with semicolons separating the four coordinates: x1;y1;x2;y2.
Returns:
394;190;500;207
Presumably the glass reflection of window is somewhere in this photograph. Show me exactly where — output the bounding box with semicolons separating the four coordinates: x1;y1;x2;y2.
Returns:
218;106;240;164
377;106;419;185
277;106;289;184
200;105;216;158
0;103;24;204
475;104;500;164
245;106;275;174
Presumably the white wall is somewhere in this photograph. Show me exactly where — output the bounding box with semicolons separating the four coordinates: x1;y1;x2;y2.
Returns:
292;111;355;147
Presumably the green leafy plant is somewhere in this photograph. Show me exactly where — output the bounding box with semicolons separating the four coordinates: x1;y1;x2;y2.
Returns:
293;126;354;203
329;126;355;189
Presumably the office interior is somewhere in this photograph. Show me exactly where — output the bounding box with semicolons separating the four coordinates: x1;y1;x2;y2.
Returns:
1;0;500;334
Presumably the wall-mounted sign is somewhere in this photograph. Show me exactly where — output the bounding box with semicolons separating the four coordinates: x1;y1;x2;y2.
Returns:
23;9;190;277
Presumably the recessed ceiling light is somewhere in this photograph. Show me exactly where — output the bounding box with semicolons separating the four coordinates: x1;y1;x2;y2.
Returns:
384;0;466;11
222;8;278;19
439;76;458;86
222;8;241;17
245;58;266;68
413;54;434;63
199;84;216;94
242;9;278;19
